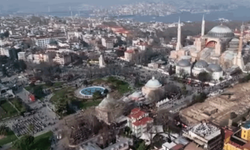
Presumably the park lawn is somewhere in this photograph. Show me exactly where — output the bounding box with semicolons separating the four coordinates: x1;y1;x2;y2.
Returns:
107;77;131;94
0;101;18;119
30;131;53;150
79;100;101;109
11;98;26;113
0;129;17;146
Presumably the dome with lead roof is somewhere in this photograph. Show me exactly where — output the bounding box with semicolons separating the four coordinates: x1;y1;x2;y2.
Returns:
145;77;162;88
207;25;234;38
177;59;191;67
194;60;208;68
207;64;223;72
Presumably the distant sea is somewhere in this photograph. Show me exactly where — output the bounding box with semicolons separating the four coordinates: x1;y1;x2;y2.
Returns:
118;6;250;23
8;6;250;23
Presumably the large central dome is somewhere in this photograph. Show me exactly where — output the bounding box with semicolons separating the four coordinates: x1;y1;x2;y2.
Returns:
206;25;234;38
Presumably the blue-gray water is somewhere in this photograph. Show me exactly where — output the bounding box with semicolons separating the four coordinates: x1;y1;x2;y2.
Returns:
14;6;250;23
121;6;250;23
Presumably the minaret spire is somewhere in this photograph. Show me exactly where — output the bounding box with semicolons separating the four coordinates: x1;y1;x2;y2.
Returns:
176;17;182;51
238;23;244;57
201;15;205;36
234;23;245;69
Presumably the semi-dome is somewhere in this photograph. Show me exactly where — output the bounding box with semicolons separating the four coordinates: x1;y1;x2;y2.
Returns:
98;94;114;108
177;59;191;67
207;25;234;38
194;60;208;68
145;76;162;88
131;92;142;98
207;64;223;72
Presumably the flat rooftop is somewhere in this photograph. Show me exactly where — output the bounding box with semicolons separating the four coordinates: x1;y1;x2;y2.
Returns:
184;123;221;141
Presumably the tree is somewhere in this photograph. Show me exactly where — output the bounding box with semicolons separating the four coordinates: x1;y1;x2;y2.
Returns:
181;84;188;96
137;141;147;150
32;85;45;99
92;91;102;100
3;30;9;38
197;72;212;82
83;80;88;86
168;65;174;75
178;69;188;79
13;134;34;150
0;125;8;135
193;92;207;103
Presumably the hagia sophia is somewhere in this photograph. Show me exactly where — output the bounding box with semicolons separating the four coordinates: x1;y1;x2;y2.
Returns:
170;16;246;80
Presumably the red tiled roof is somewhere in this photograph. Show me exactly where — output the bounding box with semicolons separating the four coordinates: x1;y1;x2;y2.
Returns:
132;117;153;126
131;108;140;114
126;50;134;53
224;129;233;141
128;110;145;119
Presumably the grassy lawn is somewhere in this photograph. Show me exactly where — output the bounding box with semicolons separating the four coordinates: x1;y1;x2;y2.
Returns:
0;101;18;120
79;100;101;109
30;131;53;150
11;98;26;113
0;129;17;146
107;76;131;94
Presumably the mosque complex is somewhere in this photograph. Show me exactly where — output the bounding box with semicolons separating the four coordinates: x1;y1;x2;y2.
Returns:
170;16;246;80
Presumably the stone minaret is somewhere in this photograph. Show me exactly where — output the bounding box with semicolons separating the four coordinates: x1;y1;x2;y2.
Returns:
235;24;245;69
238;24;244;58
176;18;182;51
99;54;106;68
201;15;205;36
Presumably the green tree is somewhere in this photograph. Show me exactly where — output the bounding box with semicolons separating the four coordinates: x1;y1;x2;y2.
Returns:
137;141;146;150
197;72;212;82
193;92;207;103
13;134;34;150
0;125;9;135
92;91;102;100
32;85;45;99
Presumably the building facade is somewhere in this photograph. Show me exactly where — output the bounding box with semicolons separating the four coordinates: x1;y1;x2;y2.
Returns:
182;122;223;150
127;108;153;137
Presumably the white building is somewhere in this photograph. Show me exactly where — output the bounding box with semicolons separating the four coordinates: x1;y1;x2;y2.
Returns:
0;47;10;57
127;108;153;137
192;60;209;76
101;37;114;49
206;64;223;81
53;53;71;65
176;59;192;76
18;52;26;60
35;37;51;48
182;122;223;150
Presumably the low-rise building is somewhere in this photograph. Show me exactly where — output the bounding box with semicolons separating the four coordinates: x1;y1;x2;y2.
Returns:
53;53;71;65
127;108;153;137
182;122;223;150
224;121;250;150
79;137;133;150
